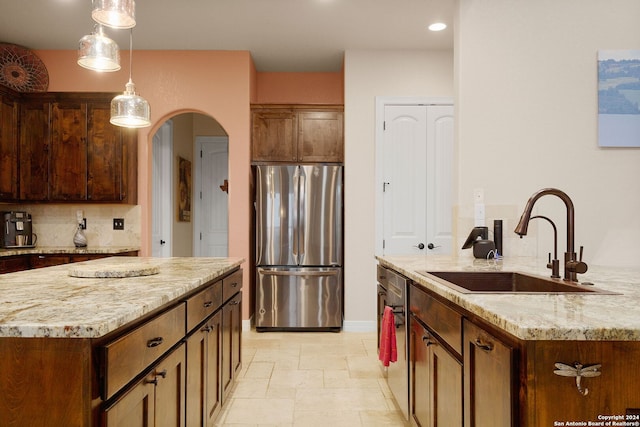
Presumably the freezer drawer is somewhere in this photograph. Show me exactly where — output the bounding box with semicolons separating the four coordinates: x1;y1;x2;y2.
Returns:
256;267;343;330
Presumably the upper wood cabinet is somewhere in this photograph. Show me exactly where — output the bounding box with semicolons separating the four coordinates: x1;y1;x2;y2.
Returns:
0;88;138;204
251;105;343;163
0;87;18;199
19;98;51;201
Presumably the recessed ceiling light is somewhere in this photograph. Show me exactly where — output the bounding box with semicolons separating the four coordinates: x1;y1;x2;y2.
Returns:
428;22;447;32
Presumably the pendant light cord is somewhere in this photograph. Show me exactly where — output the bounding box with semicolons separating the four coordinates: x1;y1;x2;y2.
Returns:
128;28;133;83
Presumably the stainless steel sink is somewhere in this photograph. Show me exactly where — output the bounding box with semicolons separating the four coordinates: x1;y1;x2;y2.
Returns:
416;271;617;294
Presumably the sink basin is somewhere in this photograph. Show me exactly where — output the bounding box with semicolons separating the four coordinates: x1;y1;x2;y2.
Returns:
416;271;617;294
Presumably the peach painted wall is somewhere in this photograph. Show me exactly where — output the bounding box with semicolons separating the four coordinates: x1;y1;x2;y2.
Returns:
254;72;343;104
35;49;253;319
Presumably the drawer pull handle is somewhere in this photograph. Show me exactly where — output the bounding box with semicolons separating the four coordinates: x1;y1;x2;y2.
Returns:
203;301;213;308
156;369;167;379
201;325;212;333
145;377;159;386
474;338;494;352
230;300;240;305
231;282;239;287
147;337;164;348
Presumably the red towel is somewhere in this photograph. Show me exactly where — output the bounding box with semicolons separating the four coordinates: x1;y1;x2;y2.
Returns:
379;306;397;367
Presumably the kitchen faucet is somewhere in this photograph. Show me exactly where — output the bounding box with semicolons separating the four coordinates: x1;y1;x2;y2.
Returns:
514;188;588;282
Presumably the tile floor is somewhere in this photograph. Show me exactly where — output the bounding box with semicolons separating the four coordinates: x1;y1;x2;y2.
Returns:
215;330;409;426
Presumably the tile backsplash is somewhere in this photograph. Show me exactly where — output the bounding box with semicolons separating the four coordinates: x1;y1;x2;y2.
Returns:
2;204;141;248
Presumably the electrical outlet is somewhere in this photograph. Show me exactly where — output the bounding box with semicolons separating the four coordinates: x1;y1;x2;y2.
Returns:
113;218;125;230
81;218;87;230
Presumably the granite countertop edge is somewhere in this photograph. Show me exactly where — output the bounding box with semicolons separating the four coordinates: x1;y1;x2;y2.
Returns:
0;256;244;339
0;246;140;256
377;255;640;342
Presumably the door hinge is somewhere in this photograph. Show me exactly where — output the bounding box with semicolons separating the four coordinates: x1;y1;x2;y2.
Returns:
383;121;386;131
200;191;202;200
200;150;203;158
383;239;385;249
200;232;202;240
383;182;390;192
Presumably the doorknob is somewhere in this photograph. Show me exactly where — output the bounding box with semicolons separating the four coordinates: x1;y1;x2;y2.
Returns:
160;240;166;245
414;243;425;250
427;243;440;250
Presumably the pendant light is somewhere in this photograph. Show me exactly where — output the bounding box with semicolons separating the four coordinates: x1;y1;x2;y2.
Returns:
77;24;121;72
110;30;150;128
92;0;136;29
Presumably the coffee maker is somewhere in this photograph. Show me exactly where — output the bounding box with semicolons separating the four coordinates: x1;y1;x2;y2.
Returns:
2;211;36;248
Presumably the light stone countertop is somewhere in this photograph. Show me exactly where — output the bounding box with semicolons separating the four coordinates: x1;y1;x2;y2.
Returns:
378;255;640;342
0;256;244;338
0;246;140;256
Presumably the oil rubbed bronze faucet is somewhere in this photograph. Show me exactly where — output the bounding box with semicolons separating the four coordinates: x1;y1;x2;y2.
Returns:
514;188;588;282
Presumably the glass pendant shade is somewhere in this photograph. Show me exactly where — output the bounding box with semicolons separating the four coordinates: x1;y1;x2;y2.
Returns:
92;0;136;29
77;25;121;72
110;79;151;128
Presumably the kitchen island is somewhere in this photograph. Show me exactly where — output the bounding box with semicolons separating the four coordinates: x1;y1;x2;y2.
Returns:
377;255;640;426
0;256;244;427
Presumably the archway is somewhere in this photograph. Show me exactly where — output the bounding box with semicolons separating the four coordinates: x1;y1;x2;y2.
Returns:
151;112;229;257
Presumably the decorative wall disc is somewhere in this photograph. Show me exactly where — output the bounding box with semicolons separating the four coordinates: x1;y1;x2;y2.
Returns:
0;42;49;92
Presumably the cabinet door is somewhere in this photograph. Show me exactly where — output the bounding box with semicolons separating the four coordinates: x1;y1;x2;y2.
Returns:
410;316;463;427
0;94;18;199
50;101;87;200
0;255;30;274
297;111;343;162
155;344;186;427
186;311;222;427
87;103;122;201
221;292;242;404
30;254;71;269
251;110;297;161
19;101;50;200
463;320;515;427
103;373;156;427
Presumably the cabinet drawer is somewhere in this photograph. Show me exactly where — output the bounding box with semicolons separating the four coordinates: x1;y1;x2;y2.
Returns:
410;285;462;355
222;269;243;302
186;280;222;331
102;303;186;400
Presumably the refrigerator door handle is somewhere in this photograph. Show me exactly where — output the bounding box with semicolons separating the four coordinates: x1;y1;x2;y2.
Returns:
292;167;300;264
297;167;306;262
258;269;339;277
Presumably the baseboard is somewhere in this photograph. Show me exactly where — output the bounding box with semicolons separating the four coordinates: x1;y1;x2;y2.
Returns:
242;318;375;332
342;320;377;332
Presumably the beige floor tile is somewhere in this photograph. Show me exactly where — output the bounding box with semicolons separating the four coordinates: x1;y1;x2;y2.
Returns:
295;387;389;412
293;409;362;426
221;330;407;426
244;361;275;379
221;398;295;424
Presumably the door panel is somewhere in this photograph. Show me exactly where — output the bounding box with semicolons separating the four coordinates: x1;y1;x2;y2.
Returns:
152;122;172;257
382;104;453;255
197;137;229;257
298;165;342;266
383;105;427;255
255;267;342;328
255;165;297;266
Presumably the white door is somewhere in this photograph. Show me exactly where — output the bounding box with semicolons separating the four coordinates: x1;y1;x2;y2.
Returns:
194;136;228;256
152;121;173;257
380;103;453;255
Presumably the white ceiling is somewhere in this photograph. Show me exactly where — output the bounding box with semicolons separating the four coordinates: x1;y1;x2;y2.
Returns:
0;0;454;72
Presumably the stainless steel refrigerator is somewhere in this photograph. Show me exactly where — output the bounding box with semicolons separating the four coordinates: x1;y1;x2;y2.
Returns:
255;164;343;331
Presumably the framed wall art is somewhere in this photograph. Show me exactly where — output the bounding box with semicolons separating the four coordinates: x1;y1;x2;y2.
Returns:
178;156;191;222
598;50;640;147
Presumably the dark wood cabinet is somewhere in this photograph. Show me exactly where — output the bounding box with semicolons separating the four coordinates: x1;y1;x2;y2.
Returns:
0;255;30;274
27;251;138;270
50;99;88;200
18;98;51;200
221;291;242;404
463;319;515;427
251;105;343;163
409;283;463;427
186;311;222;427
0;88;18;199
0;86;137;203
104;343;186;427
